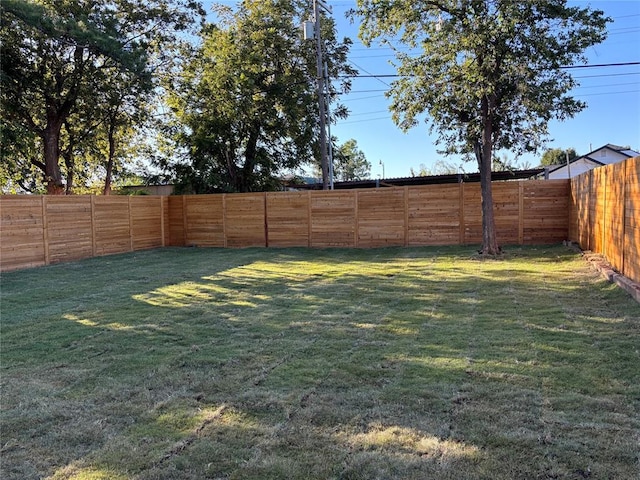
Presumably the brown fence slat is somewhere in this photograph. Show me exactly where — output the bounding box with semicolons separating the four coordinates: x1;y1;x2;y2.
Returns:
407;184;460;246
46;196;93;264
310;191;356;247
267;192;310;248
224;193;266;247
0;195;46;270
569;156;640;284
357;188;405;248
131;196;164;251
184;195;225;247
5;163;637;283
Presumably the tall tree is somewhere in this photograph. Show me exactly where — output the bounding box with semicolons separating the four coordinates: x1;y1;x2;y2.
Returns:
352;0;608;254
0;120;44;193
410;160;460;177
334;139;371;181
540;147;578;166
0;0;203;194
162;0;354;193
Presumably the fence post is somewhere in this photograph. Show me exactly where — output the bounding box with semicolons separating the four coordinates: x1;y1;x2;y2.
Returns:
587;169;598;250
90;196;97;257
41;196;50;266
128;197;134;251
182;196;188;246
602;169;607;256
307;190;312;247
404;186;409;247
458;182;465;245
222;194;227;248
160;196;166;248
621;161;627;277
518;182;524;245
354;190;359;248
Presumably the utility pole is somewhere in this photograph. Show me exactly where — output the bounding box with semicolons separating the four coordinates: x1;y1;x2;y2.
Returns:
305;0;332;190
325;61;334;189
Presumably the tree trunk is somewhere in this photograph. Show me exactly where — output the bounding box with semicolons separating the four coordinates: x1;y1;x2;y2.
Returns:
42;124;65;195
41;46;85;195
63;152;74;195
478;145;500;254
103;121;116;195
240;124;260;192
477;96;500;255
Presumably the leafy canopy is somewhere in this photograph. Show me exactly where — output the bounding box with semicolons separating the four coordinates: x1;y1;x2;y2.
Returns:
0;0;203;193
334;139;371;181
540;147;578;166
351;0;609;161
163;0;354;193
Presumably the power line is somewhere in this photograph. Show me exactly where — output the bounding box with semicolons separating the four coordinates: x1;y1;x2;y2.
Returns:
340;116;392;125
574;81;639;90
574;71;640;79
563;61;640;69
338;91;640;126
341;93;388;102
341;62;640;79
347;109;389;117
348;59;391;87
577;89;639;98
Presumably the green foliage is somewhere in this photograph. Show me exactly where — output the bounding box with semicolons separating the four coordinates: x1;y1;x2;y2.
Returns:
0;0;203;193
540;147;578;166
161;0;355;193
352;0;608;159
0;120;44;193
334;138;371;181
351;0;609;254
410;159;460;177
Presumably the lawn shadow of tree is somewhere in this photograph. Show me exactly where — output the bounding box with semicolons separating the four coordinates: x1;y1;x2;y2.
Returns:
2;246;639;479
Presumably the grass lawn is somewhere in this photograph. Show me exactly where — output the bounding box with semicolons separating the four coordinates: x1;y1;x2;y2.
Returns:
1;245;639;480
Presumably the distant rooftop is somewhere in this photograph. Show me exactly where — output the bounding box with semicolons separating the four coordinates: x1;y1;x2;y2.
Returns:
288;168;545;190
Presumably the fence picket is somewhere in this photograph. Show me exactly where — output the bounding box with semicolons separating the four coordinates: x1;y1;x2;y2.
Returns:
3;161;638;284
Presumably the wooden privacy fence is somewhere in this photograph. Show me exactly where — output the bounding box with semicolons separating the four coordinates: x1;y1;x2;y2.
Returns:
1;180;569;272
168;181;569;249
1;196;169;271
569;156;640;284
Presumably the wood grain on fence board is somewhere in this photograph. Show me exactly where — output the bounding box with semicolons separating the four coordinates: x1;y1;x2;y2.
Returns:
7;166;637;279
569;157;640;284
0;196;46;270
310;191;356;247
266;192;310;247
224;193;266;248
184;195;225;247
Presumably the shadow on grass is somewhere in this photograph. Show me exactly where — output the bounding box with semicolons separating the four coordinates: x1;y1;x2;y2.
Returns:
1;245;639;479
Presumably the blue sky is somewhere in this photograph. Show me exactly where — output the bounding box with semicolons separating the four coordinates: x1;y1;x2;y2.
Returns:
205;1;640;179
328;0;640;178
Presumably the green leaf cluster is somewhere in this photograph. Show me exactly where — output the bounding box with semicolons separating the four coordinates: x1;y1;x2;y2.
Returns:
162;0;355;193
540;147;578;166
0;0;203;193
334;138;371;181
352;0;609;160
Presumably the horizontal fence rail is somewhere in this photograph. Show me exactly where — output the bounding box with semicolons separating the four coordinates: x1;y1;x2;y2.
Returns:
167;180;570;249
569;156;640;284
1;196;168;272
0;180;570;272
0;180;570;271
